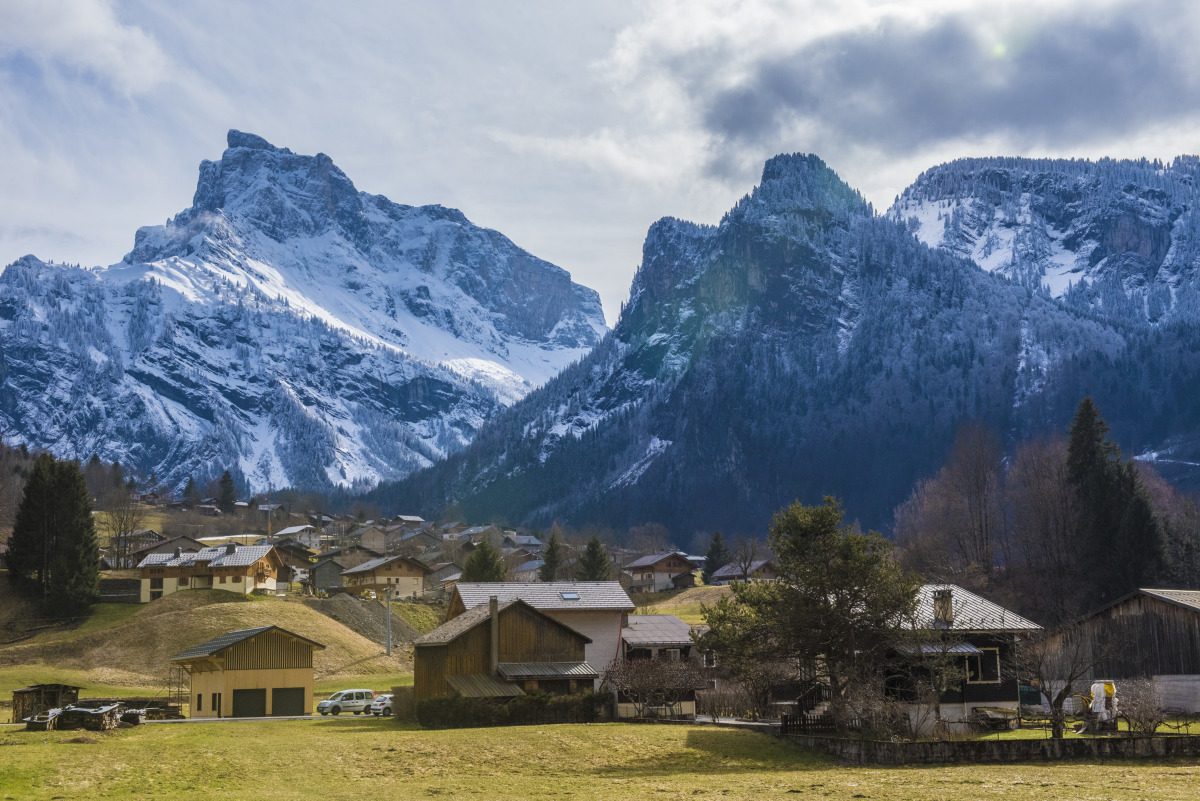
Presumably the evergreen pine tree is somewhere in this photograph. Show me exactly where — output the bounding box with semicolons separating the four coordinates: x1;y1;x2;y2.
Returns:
7;454;98;615
462;540;507;582
539;530;563;582
703;532;730;584
1066;397;1162;605
217;470;237;514
183;477;200;507
575;537;612;581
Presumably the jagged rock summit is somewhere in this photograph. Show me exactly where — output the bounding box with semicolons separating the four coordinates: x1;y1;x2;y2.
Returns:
0;130;606;491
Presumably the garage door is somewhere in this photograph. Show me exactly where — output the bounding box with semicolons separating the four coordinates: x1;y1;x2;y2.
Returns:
231;689;266;718
272;687;305;716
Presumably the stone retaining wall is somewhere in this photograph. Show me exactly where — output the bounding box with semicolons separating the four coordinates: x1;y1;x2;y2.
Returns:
784;733;1200;765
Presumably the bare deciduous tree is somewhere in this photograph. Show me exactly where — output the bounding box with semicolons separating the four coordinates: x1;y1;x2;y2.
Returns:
602;656;707;719
1010;626;1110;739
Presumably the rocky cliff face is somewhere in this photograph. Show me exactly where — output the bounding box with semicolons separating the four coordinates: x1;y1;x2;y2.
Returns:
889;156;1200;324
376;154;1200;535
0;131;606;491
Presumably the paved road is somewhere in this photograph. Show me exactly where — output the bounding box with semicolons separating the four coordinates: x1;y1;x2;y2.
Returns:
147;713;391;724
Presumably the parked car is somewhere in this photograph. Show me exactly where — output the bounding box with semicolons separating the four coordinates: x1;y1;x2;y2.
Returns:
317;689;375;715
369;693;394;716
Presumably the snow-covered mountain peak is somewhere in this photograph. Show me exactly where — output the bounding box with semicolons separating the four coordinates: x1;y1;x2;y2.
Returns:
0;131;607;493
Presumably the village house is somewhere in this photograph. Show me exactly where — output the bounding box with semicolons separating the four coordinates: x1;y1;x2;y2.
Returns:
1063;588;1200;713
710;559;779;584
136;544;283;603
424;562;463;592
888;584;1042;733
309;556;347;595
171;626;325;717
271;539;317;583
511;558;545;583
615;614;705;719
351;524;388;554
128;534;205;565
414;597;596;702
449;582;635;688
108;529;166;568
340;554;430;598
625;552;695;592
274;524;322;550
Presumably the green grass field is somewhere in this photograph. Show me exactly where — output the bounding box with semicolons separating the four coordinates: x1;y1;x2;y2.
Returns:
2;720;1198;800
631;585;732;625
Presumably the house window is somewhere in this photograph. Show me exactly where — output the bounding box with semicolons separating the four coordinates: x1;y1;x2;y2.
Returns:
703;650;718;669
178;576;189;586
966;647;1001;684
664;648;681;662
219;576;226;584
196;694;202;712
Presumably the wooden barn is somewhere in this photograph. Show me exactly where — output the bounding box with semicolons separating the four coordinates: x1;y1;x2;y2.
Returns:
414;597;597;702
1066;588;1200;712
171;626;325;718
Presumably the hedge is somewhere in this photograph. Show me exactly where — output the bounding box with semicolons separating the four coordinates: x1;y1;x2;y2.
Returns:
416;691;609;729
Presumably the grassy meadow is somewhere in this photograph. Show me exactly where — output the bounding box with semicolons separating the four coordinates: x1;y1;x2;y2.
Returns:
3;719;1199;801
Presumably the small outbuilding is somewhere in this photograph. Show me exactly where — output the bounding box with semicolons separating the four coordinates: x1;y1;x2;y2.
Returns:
171;626;325;718
11;684;81;722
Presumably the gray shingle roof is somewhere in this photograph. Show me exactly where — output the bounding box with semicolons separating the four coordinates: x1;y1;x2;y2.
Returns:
170;626;325;662
341;554;429;576
137;545;276;569
415;602;513;646
907;584;1041;632
625;552;688;570
622;614;695;647
711;560;773;580
455;582;634;612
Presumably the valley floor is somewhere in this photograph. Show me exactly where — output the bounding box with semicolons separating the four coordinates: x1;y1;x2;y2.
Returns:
3;720;1199;801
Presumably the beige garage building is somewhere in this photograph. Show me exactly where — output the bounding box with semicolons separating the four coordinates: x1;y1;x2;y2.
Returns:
171;626;325;718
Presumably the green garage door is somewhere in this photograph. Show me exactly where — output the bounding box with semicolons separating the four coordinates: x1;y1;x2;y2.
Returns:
272;687;306;716
231;689;266;718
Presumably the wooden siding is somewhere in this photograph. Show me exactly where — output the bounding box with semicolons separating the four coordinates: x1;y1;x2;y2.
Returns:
414;603;587;701
222;629;315;670
1074;594;1200;678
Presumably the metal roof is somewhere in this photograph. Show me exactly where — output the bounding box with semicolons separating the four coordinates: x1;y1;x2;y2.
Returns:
136;545;275;569
496;661;597;680
711;560;774;580
446;674;524;698
1139;588;1200;613
455;582;634;612
513;559;545;573
622;615;696;647
907;584;1042;633
170;626;325;662
274;525;314;537
341;554;429;576
625;551;688;570
895;641;984;656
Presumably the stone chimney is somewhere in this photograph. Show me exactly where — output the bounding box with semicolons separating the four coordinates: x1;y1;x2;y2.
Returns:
932;588;954;627
489;595;500;674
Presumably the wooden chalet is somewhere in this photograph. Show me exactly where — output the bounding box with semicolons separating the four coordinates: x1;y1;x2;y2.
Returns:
136;544;283;602
625;552;694;592
449;582;635;687
340;554;429;599
414;597;596;702
1064;588;1200;712
171;626;325;718
888;584;1041;733
710;559;779;584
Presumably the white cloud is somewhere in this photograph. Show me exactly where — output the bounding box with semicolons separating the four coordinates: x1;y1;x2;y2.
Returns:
0;0;172;95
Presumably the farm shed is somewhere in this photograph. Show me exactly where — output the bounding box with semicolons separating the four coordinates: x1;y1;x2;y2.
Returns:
12;684;80;722
1065;588;1200;712
171;626;325;718
414;597;596;702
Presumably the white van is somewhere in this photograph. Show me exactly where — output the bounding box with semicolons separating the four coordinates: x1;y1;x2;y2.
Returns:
316;689;375;715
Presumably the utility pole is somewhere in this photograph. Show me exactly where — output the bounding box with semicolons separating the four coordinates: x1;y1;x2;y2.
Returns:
384;585;393;652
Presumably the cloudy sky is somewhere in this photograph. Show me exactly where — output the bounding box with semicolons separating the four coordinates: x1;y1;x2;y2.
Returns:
3;0;1199;322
